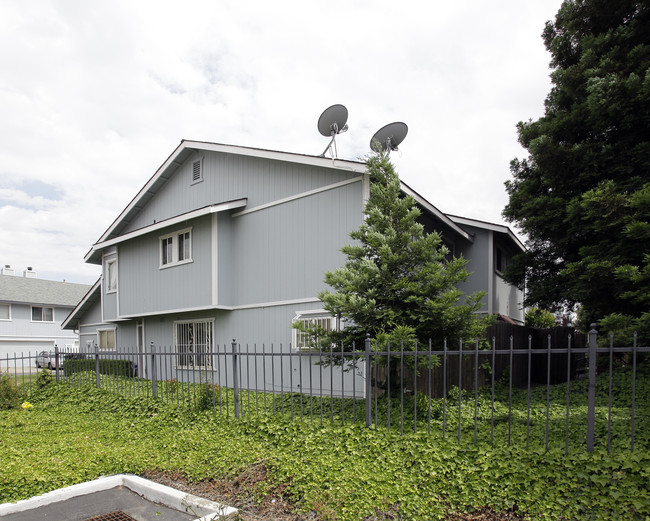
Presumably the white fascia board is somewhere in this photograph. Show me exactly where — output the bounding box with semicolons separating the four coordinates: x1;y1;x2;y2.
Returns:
84;199;247;262
61;279;101;330
448;215;526;252
118;304;234;320
117;297;322;319
183;140;367;173
400;182;472;242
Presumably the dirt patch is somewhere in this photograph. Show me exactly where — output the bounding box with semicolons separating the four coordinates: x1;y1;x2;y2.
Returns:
445;507;524;520
141;469;523;521
141;466;313;521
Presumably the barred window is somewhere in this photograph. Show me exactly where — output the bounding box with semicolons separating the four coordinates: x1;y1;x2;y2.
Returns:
292;312;337;350
175;319;213;368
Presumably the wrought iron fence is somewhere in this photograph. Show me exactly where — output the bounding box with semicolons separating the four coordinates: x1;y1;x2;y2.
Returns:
1;325;647;453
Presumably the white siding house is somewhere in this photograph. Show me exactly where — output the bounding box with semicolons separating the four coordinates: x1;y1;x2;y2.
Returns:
0;269;91;360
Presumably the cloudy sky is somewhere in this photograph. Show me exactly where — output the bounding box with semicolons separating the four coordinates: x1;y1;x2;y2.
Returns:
0;0;563;285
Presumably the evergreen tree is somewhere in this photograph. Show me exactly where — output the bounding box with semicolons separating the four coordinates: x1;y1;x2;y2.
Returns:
315;151;488;350
502;0;650;335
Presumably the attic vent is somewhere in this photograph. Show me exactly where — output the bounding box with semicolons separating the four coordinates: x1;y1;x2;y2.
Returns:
191;158;203;184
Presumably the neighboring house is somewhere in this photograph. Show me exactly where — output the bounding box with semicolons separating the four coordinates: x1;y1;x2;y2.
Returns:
62;140;524;393
0;267;91;360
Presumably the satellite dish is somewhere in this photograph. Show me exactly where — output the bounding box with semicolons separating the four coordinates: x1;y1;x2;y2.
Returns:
370;122;408;153
318;104;349;158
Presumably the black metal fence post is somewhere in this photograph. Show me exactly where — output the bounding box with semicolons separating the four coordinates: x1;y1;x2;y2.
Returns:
365;334;372;428
232;339;240;419
94;344;100;389
54;344;60;382
587;324;598;452
150;343;158;398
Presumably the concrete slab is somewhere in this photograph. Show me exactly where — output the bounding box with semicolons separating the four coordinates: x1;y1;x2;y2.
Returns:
0;474;237;521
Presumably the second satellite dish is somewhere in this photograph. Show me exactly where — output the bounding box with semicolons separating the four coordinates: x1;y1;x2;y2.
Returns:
370;122;408;153
318;104;349;158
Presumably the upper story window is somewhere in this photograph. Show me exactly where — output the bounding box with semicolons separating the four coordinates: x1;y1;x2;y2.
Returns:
0;303;10;321
106;258;118;293
32;306;54;322
496;247;508;273
160;227;192;268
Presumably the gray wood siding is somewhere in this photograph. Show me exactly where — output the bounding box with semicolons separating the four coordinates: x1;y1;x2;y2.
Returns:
124;151;362;234
0;302;74;339
0;302;79;356
78;298;104;350
123;303;363;396
102;290;118;321
117;215;214;317
455;225;490;313
225;181;363;306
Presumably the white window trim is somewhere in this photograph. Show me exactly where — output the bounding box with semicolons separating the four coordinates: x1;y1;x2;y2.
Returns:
159;227;193;269
31;306;54;323
97;328;117;351
106;257;118;293
291;310;338;352
174;318;214;369
0;303;10;321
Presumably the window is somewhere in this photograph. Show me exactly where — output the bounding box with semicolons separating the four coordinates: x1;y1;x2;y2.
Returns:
175;320;213;367
160;227;192;268
98;329;116;350
292;312;337;350
0;303;10;320
32;306;54;322
496;247;507;273
178;231;190;261
106;258;118;292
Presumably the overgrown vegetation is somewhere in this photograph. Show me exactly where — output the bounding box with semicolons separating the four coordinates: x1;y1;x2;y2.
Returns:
503;1;650;341
1;363;648;520
524;308;556;329
0;373;22;409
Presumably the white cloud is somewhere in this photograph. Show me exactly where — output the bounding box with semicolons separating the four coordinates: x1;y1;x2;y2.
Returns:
0;0;562;283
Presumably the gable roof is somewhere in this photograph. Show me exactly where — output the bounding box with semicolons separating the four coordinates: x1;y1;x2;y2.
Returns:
86;139;473;264
447;215;525;252
61;279;100;330
92;140;367;249
0;275;91;307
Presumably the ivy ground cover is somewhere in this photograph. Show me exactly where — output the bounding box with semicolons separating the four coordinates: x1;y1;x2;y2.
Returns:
0;366;649;520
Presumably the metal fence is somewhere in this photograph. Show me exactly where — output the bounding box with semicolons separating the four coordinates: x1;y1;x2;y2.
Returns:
2;324;648;453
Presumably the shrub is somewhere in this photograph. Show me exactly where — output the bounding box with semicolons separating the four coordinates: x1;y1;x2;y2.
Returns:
64;358;134;377
525;307;556;328
36;368;53;388
0;373;21;409
196;374;220;411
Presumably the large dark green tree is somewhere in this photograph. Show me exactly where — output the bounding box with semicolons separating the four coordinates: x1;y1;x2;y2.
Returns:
503;0;650;335
315;151;488;350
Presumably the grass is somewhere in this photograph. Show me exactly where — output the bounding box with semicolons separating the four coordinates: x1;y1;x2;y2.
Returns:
0;364;649;520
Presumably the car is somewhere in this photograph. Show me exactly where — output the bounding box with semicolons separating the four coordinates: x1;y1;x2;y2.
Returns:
35;351;64;370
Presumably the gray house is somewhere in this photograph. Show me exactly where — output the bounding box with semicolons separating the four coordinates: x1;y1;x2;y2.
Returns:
62;140;524;392
0;267;91;360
